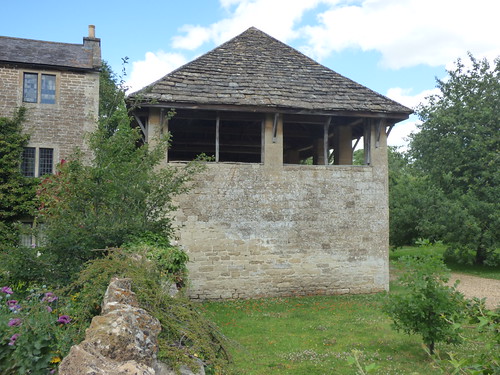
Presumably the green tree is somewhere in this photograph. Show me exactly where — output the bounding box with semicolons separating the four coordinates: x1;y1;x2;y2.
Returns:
31;62;204;283
383;255;466;354
0;107;38;250
410;54;500;264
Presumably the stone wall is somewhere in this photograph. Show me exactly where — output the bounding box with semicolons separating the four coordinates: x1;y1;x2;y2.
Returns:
173;161;389;300
0;64;99;161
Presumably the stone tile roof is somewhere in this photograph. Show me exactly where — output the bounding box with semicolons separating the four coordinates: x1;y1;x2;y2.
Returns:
0;36;99;70
131;27;412;116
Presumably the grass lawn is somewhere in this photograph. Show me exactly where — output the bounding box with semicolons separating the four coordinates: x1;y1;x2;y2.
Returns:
201;248;499;374
202;292;484;375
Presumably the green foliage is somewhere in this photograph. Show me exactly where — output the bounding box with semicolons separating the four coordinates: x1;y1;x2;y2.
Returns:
429;299;499;374
66;249;231;373
123;232;189;286
0;107;38;250
383;255;467;354
0;286;77;374
409;54;500;264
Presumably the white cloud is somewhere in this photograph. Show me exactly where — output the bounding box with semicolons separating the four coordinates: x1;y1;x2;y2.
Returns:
386;87;441;111
171;0;325;50
387;118;419;150
301;0;500;68
125;51;188;93
384;86;442;149
172;0;500;70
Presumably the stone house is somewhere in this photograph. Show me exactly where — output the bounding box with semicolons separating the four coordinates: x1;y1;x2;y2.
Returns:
129;27;412;299
0;26;101;245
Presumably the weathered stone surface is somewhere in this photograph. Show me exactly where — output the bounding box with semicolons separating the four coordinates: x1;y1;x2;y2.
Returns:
60;278;204;375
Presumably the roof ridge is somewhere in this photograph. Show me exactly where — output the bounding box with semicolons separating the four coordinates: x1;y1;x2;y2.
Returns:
129;27;412;116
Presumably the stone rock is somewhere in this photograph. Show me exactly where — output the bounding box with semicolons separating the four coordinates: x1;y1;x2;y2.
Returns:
60;277;204;375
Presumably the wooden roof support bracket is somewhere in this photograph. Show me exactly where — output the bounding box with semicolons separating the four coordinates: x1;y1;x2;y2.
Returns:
133;114;148;142
272;113;279;143
323;117;331;165
352;137;361;152
386;123;395;138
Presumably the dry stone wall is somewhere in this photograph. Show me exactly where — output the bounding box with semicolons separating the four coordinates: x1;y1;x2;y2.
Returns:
173;162;389;300
59;278;204;375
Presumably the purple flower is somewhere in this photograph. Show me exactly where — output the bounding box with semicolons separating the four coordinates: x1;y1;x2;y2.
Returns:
8;333;20;346
8;318;22;327
57;315;71;324
7;300;20;311
46;306;53;313
42;292;58;303
1;286;13;294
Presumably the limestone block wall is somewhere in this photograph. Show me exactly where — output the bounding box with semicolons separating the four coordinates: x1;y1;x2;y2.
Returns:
173;162;389;299
0;64;99;161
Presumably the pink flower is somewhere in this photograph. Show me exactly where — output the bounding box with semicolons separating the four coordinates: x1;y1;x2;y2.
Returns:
8;318;22;327
42;292;58;303
1;286;13;294
8;333;20;346
57;315;71;324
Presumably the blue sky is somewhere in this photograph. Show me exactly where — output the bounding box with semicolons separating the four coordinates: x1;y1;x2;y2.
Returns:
3;0;499;148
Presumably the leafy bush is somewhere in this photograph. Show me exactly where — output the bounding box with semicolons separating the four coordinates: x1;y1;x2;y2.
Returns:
383;255;467;354
0;107;38;251
123;232;189;287
430;299;499;373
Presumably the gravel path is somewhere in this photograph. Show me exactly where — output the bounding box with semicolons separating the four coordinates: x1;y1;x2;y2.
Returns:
448;273;500;310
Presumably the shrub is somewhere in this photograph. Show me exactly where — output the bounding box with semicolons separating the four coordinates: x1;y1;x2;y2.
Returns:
383;255;467;354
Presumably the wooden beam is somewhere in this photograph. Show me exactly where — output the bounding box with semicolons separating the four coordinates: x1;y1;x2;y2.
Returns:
364;120;371;165
324;117;331;165
273;113;279;143
352;137;361;152
215;114;220;162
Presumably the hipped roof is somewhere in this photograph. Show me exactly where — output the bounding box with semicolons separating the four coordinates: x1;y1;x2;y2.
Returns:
131;27;411;118
0;36;100;71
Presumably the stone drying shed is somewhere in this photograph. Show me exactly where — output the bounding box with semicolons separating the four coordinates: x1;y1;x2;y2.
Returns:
128;27;412;299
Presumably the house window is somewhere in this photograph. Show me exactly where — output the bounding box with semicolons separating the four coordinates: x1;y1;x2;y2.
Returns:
19;222;46;248
21;147;54;177
23;73;56;104
41;75;56;104
21;147;36;177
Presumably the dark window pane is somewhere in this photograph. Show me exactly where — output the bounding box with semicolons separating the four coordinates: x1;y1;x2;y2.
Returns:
41;74;56;104
23;73;38;103
21;147;36;177
39;148;53;175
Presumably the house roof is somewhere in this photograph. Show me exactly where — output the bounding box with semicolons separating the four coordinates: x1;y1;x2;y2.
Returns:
131;27;412;118
0;35;100;71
